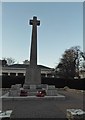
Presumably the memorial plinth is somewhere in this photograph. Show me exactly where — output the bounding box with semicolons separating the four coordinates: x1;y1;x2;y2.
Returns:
25;66;41;85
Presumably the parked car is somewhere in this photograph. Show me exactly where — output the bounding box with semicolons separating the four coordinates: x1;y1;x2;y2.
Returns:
36;90;46;97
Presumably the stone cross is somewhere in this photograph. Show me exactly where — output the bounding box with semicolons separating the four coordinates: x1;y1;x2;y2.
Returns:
29;16;40;66
24;16;41;85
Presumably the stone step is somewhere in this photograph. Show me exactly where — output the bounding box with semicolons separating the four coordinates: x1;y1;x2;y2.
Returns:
46;90;58;96
28;92;37;96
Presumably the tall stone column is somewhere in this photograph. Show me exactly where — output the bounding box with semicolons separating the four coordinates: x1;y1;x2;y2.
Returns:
25;16;41;85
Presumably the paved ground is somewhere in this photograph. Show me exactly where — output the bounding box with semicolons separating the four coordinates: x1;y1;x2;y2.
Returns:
2;89;84;119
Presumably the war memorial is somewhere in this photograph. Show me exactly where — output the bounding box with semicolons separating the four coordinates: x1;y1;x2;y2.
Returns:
1;16;65;99
1;16;85;119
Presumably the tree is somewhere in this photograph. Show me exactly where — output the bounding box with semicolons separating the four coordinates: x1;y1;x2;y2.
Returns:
80;52;85;60
3;57;16;65
23;60;30;64
55;46;81;79
2;59;7;66
80;52;85;69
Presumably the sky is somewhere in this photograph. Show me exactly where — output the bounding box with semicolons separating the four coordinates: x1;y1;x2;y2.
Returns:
1;2;83;68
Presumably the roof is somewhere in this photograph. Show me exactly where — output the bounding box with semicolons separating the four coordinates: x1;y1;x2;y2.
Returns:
7;64;53;69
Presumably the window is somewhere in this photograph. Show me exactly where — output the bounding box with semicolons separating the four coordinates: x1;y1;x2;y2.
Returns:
10;73;16;76
41;74;45;77
2;72;8;76
18;73;24;76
